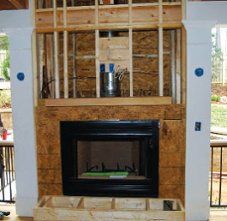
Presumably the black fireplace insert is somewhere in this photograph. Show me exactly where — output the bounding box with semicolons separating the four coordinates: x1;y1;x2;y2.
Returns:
60;120;159;197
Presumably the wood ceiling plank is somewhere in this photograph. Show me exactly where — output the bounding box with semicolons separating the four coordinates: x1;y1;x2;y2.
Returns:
0;0;16;10
0;0;28;10
8;0;25;9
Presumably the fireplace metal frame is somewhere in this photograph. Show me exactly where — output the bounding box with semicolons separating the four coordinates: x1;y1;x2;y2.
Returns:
60;120;159;197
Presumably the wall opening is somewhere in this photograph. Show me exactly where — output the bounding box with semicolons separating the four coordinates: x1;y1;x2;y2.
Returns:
0;33;16;203
210;25;227;209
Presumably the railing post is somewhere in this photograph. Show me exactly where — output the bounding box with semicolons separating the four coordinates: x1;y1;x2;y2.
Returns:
210;140;227;207
0;143;15;203
210;147;213;206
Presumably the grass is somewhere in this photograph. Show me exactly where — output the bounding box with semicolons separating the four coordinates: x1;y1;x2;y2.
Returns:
211;103;227;128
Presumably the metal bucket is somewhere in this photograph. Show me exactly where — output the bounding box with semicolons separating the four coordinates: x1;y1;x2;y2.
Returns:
100;72;120;97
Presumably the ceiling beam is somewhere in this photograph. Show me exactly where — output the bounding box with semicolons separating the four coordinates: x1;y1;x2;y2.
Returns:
7;0;25;9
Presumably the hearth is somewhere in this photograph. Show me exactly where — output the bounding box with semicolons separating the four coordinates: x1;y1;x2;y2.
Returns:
60;120;159;197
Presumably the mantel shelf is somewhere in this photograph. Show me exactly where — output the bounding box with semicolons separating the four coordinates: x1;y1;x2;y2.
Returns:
43;97;172;107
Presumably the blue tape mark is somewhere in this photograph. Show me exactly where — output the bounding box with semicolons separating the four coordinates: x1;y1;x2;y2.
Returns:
17;72;25;81
195;68;204;77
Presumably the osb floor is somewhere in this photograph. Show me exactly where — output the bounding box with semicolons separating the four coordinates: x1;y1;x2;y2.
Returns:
0;204;227;221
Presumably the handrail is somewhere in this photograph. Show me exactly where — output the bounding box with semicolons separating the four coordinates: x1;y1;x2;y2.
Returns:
210;139;227;147
210;139;227;207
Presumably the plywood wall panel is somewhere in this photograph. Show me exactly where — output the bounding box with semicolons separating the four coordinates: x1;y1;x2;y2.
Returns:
36;104;185;201
39;29;175;98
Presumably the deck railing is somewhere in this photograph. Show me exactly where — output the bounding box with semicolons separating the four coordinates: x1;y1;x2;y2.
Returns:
210;139;227;207
0;141;15;203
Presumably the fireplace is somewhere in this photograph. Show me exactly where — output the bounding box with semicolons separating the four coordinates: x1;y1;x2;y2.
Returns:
60;120;159;197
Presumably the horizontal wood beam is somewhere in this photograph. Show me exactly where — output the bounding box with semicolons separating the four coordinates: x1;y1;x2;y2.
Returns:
36;3;182;33
44;97;172;107
36;23;182;33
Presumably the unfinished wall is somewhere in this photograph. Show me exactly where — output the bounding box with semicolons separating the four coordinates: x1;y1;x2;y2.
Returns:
38;30;175;98
36;104;185;203
37;0;181;8
133;30;172;96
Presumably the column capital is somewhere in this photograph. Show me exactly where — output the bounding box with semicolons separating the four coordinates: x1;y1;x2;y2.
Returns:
4;27;34;37
183;20;216;44
182;19;216;30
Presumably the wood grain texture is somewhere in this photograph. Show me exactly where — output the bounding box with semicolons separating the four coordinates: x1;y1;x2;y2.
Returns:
37;29;175;99
34;196;185;221
35;3;182;32
0;0;28;10
36;104;185;202
44;97;172;106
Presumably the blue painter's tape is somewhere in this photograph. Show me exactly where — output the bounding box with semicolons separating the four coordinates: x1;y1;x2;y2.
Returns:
100;64;105;73
109;63;115;73
17;72;25;81
195;68;204;77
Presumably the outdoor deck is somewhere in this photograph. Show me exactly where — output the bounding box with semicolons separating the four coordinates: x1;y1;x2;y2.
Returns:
210;210;227;221
0;204;32;221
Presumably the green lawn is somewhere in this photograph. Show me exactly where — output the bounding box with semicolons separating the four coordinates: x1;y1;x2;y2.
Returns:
211;103;227;128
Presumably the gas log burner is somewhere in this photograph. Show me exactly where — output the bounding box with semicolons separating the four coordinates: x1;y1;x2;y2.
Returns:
60;120;159;197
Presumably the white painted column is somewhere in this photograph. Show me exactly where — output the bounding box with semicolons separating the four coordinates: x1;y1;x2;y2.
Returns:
183;20;215;221
7;28;38;217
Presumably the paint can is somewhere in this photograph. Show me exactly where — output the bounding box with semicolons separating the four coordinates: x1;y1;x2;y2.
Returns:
100;64;120;97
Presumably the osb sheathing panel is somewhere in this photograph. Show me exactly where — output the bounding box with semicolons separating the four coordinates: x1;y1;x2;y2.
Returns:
159;120;185;203
133;31;171;96
36;104;185;203
42;30;173;98
40;0;169;8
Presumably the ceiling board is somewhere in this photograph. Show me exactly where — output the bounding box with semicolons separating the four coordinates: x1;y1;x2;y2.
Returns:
0;0;28;10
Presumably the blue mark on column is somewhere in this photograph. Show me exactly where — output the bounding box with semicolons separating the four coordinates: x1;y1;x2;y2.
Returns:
195;68;204;77
17;72;25;81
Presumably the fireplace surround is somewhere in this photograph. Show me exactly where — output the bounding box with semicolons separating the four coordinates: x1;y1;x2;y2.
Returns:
60;120;159;197
36;105;185;203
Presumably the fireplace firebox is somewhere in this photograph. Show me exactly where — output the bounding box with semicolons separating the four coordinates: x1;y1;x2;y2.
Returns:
60;120;159;197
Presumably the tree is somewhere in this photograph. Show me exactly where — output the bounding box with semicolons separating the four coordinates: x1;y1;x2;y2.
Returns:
211;31;223;83
0;36;10;80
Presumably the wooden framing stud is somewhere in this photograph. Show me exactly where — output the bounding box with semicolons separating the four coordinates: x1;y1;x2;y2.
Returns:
129;28;133;97
63;0;69;98
33;31;38;106
171;30;176;103
158;0;164;97
37;34;44;99
95;0;100;98
181;27;186;104
53;0;60;98
176;29;181;104
96;30;100;98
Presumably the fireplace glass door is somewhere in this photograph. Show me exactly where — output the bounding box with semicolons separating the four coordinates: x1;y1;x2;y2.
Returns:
61;121;159;197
